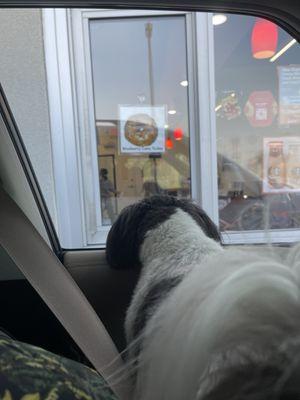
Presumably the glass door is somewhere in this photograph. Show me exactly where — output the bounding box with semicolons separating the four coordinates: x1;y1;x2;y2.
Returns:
88;14;192;227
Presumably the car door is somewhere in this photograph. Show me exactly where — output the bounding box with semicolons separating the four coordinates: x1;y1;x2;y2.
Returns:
0;0;299;360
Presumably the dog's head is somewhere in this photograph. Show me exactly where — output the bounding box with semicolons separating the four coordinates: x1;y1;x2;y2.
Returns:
106;195;221;271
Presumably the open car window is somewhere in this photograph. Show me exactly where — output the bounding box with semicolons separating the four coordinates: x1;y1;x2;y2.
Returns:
0;8;299;248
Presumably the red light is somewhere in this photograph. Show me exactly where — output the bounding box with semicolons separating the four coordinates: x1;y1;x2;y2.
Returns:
173;128;184;141
251;18;278;59
165;137;173;150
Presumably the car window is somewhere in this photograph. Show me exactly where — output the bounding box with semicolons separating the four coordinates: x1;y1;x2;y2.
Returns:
214;14;300;243
0;8;299;247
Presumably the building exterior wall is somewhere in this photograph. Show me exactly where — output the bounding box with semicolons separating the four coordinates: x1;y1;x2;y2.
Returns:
0;9;57;227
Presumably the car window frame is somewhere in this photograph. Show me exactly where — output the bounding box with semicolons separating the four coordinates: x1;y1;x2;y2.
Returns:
0;85;63;258
0;0;298;251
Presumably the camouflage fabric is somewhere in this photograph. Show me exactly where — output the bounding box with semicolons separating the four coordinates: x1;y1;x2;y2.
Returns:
0;333;117;400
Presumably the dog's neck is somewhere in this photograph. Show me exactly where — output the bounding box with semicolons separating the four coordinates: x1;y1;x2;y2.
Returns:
139;208;221;275
125;208;222;348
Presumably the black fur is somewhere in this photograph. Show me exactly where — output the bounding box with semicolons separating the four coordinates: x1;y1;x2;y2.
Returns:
106;195;221;271
132;276;182;342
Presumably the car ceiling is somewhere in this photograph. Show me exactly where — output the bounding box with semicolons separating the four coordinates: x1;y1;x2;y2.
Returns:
0;1;298;40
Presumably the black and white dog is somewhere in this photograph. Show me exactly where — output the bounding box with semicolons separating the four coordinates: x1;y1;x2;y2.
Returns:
107;196;300;400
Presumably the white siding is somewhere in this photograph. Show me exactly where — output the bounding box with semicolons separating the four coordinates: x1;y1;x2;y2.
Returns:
0;9;57;228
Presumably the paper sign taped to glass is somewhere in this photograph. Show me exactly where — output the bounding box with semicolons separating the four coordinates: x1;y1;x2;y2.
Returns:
278;66;300;125
119;105;166;154
244;91;277;127
263;137;300;193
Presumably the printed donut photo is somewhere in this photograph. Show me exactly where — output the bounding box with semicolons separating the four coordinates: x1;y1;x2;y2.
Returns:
124;113;158;147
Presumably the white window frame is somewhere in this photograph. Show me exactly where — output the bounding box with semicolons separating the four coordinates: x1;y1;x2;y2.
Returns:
43;8;211;247
43;8;300;248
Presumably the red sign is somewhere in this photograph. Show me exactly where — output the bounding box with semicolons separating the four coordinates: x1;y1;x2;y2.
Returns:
244;91;277;127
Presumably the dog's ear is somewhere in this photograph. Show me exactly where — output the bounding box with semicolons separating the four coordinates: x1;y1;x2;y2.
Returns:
106;202;143;270
106;196;178;270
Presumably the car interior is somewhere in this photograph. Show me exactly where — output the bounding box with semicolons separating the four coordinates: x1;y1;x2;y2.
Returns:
0;1;299;399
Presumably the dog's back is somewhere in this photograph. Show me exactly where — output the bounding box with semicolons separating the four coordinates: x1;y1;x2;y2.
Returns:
136;248;300;400
106;196;300;400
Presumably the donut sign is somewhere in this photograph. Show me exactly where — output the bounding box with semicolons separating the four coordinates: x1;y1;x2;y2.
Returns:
119;105;166;154
244;91;277;127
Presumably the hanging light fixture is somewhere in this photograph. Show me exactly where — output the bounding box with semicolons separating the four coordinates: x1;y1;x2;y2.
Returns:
251;18;278;59
173;128;184;141
165;137;173;150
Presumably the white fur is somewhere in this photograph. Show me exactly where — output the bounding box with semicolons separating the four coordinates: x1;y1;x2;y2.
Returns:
133;248;300;400
124;205;300;399
125;208;222;345
286;241;300;280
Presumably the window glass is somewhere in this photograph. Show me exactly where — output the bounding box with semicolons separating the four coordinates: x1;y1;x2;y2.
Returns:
214;14;300;233
89;16;191;225
1;9;299;247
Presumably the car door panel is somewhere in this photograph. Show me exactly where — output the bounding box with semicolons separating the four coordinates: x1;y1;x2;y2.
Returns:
64;250;139;351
